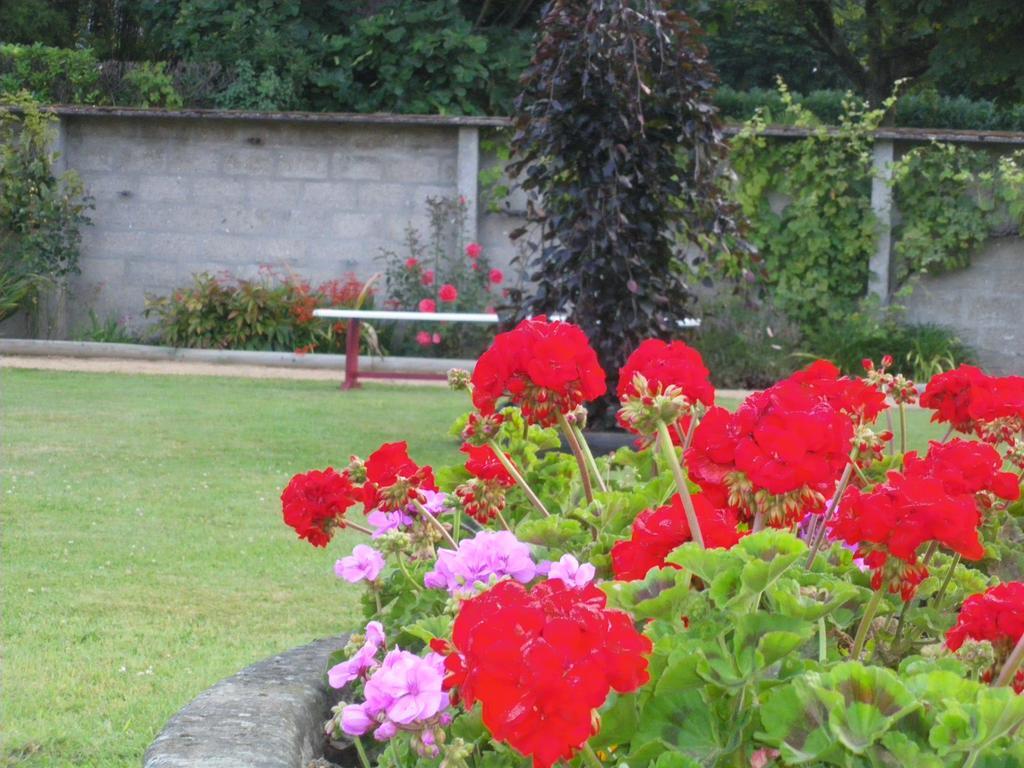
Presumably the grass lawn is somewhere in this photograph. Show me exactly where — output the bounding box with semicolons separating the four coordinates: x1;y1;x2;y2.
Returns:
1;369;469;768
1;368;948;768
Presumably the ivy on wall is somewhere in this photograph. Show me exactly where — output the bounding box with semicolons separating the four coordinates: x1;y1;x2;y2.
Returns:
728;84;1024;332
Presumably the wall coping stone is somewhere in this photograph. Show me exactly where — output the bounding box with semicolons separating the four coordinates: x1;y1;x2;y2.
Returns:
143;636;347;768
25;104;512;129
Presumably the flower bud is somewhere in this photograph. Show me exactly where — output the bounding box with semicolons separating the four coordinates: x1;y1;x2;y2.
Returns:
447;368;472;391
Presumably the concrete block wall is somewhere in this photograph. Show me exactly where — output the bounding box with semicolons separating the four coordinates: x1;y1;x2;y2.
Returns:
903;237;1023;374
54;112;523;333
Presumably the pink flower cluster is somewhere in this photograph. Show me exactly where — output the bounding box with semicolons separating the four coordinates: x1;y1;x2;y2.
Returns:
424;530;537;596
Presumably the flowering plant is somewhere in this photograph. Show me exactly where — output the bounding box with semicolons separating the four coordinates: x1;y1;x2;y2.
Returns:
282;325;1024;768
378;196;507;358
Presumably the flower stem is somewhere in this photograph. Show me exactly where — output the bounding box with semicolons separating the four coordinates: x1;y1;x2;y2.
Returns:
898;403;908;456
495;508;512;532
396;554;423;592
487;440;550;517
558;411;594;505
942;424;955;443
656;420;704;549
851;584;885;661
353;736;372;768
580;742;604;768
995;631;1024;687
805;458;856;569
932;554;960;609
572;422;608;493
345;520;375;536
412;499;457;549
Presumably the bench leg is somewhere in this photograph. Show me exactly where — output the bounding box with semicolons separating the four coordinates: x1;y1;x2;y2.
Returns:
342;318;361;390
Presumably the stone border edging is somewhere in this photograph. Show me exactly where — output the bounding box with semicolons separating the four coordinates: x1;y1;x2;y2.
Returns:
143;636;347;768
0;339;475;375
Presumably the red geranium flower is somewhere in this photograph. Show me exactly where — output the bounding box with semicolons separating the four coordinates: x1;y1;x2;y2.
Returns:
443;580;651;768
439;284;458;303
617;339;715;407
920;364;990;433
281;468;359;547
947;581;1024;693
461;443;514;486
362;441;437;512
687;383;853;528
831;474;984;600
786;360;887;423
471;316;607;426
902;439;1020;505
611;494;742;581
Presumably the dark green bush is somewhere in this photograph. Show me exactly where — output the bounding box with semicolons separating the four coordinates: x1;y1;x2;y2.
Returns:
0;94;92;322
0;43;101;103
689;291;802;389
800;308;975;380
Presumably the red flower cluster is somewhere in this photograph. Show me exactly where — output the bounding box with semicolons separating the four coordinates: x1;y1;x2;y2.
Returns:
947;581;1024;693
362;441;437;512
902;439;1020;507
947;581;1024;653
456;444;515;524
439;284;458;303
461;443;515;486
471;317;606;426
831;474;985;599
281;467;359;547
617;339;715;407
921;365;1024;441
616;339;715;439
442;579;651;768
786;360;887;423
611;494;742;581
687;374;853;527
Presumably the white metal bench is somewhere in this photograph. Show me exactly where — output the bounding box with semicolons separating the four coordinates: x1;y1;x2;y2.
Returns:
312;308;699;389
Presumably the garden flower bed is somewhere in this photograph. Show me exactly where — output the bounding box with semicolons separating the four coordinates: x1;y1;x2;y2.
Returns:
277;318;1024;768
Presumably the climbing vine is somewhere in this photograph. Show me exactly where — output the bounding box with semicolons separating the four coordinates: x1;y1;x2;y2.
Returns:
728;83;887;328
729;81;1024;332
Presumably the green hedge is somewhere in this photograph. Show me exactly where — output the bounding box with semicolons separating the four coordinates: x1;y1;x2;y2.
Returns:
0;43;100;103
715;86;1024;132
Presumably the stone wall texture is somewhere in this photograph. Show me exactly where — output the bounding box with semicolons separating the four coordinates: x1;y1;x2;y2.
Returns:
51;112;524;334
5;109;1023;374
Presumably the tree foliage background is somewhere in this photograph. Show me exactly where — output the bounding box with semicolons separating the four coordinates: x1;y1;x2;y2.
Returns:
3;0;1024;113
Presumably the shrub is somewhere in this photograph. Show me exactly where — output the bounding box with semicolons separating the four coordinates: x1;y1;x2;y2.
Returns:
801;307;975;380
281;318;1024;768
121;62;183;108
0;43;101;104
0;94;92;323
377;196;504;358
144;269;374;353
310;0;529;115
689;290;802;389
509;0;748;425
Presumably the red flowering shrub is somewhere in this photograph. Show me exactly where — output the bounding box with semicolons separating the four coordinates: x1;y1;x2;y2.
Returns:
686;379;853;527
920;364;991;433
902;439;1020;505
362;441;437;512
471;317;607;426
443;579;651;768
947;582;1024;693
611;494;742;581
786;360;887;423
831;475;985;599
281;468;360;547
455;444;516;524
